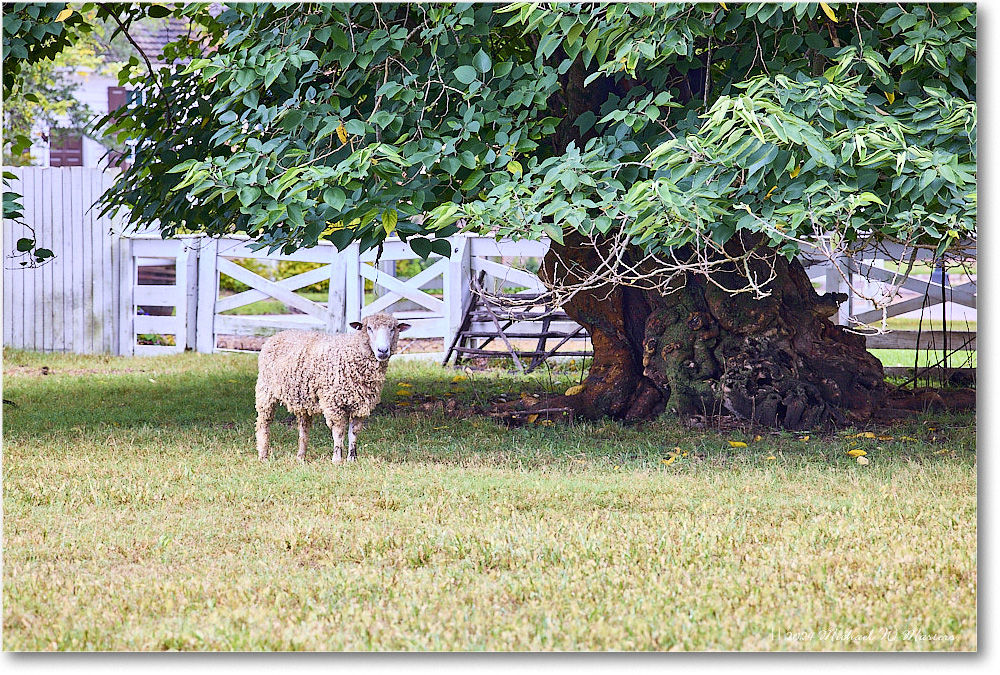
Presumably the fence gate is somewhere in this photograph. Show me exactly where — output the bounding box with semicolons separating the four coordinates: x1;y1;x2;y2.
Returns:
120;236;198;356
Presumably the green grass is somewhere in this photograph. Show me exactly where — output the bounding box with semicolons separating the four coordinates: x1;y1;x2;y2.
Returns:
871;348;976;369
2;349;976;651
882;318;977;331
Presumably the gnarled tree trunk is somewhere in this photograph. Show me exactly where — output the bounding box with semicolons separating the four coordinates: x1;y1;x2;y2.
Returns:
540;233;887;429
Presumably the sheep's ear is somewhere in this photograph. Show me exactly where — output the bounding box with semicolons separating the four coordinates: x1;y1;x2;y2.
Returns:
397;322;412;333
349;321;363;331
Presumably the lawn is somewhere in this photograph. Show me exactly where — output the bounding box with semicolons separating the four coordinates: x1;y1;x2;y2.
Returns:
1;349;976;651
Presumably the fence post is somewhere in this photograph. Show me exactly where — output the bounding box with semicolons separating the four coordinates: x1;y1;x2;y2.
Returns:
195;237;219;353
184;238;200;349
344;242;362;325
118;236;134;355
327;245;347;333
826;252;852;326
445;235;471;348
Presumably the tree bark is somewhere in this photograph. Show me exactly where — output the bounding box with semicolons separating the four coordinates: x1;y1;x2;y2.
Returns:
540;234;887;429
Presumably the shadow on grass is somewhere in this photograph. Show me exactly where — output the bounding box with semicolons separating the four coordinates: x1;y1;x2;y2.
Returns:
3;369;259;435
2;352;976;471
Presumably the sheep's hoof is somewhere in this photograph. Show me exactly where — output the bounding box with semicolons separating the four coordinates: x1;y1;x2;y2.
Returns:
332;456;344;464
346;455;357;463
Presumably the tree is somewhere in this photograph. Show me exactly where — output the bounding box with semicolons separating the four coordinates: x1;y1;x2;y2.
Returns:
96;2;975;428
2;1;180;263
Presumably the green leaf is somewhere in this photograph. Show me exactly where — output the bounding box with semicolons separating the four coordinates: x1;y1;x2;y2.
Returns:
409;236;433;259
542;222;564;244
473;49;492;74
287;203;304;228
329;26;350;50
382;209;398;235
567;23;585;46
455;65;478;85
16;238;33;252
146;5;172;19
323;187;346;210
430;239;453;257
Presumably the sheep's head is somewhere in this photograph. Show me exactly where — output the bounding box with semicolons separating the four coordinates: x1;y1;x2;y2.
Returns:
350;313;411;362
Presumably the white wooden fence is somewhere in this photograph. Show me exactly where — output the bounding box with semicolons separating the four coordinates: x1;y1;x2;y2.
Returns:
117;234;554;355
3;167;977;357
3;167;127;353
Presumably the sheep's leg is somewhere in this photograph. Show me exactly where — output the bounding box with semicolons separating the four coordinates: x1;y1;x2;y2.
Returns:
297;414;312;461
255;396;278;460
348;417;365;461
323;407;349;464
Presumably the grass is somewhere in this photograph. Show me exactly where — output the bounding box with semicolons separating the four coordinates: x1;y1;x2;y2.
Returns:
1;349;976;651
871;348;976;369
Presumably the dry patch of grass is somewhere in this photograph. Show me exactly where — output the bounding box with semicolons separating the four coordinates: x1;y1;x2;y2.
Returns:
2;349;976;651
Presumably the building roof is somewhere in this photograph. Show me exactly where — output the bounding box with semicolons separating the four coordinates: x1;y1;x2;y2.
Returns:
129;17;196;64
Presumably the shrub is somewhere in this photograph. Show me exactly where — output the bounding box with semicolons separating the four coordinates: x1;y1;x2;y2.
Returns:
276;261;328;294
219;258;275;293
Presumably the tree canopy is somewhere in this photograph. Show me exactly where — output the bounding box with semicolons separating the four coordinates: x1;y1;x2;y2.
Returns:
93;2;974;270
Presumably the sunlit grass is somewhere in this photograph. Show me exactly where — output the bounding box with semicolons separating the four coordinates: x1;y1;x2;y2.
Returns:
872;348;976;369
2;349;976;651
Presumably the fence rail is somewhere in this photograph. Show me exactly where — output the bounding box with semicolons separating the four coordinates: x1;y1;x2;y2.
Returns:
3;167;977;359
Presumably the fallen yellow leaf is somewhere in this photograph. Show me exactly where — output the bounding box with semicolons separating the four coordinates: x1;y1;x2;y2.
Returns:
900;436;919;442
766;455;776;460
857;456;870;465
451;375;467;383
853;432;877;439
395;390;412;397
540;419;555;427
527;414;539;424
798;435;810;442
753;435;763;442
397;382;412;388
847;448;867;457
661;456;676;465
397;401;411;407
728;441;748;448
564;383;587;396
877;435;894;441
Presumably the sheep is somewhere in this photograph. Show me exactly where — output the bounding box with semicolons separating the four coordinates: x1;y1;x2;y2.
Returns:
254;313;411;463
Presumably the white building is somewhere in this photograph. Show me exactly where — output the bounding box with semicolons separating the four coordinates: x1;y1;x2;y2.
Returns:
30;18;192;169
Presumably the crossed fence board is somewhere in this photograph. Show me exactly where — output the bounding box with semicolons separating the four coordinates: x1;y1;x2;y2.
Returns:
116;234;975;367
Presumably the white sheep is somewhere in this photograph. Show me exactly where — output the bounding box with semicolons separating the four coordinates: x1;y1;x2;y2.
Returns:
255;313;410;462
